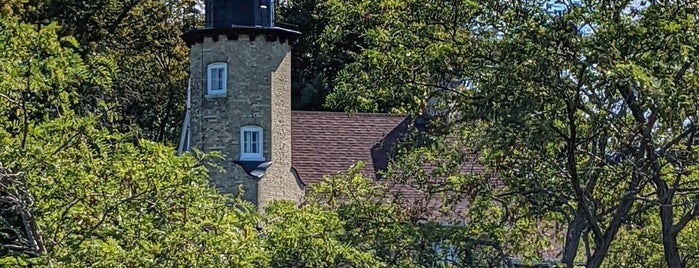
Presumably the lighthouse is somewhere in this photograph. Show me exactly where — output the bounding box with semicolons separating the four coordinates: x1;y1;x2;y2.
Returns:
180;0;303;207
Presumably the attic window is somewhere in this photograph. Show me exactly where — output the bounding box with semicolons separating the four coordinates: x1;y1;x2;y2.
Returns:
207;62;227;96
240;125;264;161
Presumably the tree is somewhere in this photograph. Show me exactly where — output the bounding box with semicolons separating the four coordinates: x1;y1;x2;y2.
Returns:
322;0;699;267
322;0;487;114
0;18;265;265
0;164;43;261
0;118;271;267
263;201;382;267
303;162;550;267
0;16;115;148
464;2;699;266
14;0;195;143
276;0;366;111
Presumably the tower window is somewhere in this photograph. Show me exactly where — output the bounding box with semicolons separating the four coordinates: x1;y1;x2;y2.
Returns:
240;125;264;160
207;62;227;96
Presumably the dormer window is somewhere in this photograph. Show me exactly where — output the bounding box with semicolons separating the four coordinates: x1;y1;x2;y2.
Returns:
240;125;264;160
207;62;227;96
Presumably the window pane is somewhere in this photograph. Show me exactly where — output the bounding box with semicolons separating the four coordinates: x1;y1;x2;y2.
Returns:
210;73;217;90
243;131;251;153
252;132;259;153
217;68;225;90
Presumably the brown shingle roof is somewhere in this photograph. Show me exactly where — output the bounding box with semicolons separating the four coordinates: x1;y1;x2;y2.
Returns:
290;111;562;259
290;111;479;221
291;112;501;222
291;111;409;184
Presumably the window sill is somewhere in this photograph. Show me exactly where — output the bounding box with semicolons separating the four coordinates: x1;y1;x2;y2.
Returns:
205;93;227;99
239;156;265;162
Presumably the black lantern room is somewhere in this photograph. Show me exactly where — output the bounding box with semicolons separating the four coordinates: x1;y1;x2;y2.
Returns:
204;0;274;28
183;0;299;47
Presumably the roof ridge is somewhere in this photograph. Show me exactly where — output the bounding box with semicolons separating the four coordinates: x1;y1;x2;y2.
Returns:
291;110;408;117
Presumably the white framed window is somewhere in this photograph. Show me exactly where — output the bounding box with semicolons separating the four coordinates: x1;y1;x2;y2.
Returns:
207;62;227;96
240;125;264;160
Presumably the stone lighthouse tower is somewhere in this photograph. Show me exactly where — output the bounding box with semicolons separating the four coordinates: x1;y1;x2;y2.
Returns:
180;0;303;207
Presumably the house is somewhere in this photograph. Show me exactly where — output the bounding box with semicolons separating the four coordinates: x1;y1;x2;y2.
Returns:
177;0;452;209
175;1;570;266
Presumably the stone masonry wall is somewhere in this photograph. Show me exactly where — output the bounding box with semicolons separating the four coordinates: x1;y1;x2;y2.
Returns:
188;34;303;207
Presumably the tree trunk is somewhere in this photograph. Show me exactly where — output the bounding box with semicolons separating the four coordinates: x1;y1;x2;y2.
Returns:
586;241;611;268
585;179;641;268
655;168;684;268
660;204;683;268
562;210;585;267
661;231;682;268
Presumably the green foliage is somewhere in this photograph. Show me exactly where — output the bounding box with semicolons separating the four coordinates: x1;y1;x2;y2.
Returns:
305;162;548;267
467;2;699;266
0;0;25;16
385;133;557;264
322;0;485;114
263;201;381;267
277;0;358;111
322;0;699;266
0;19;269;265
16;0;195;143
0;16;115;143
0;117;268;267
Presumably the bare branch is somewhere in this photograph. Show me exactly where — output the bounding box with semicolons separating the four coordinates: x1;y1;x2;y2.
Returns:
671;197;699;235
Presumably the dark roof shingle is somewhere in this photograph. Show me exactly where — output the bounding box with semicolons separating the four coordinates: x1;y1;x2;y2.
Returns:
291;111;409;184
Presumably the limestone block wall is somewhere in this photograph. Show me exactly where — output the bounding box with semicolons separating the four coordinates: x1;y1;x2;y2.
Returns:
188;34;303;207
